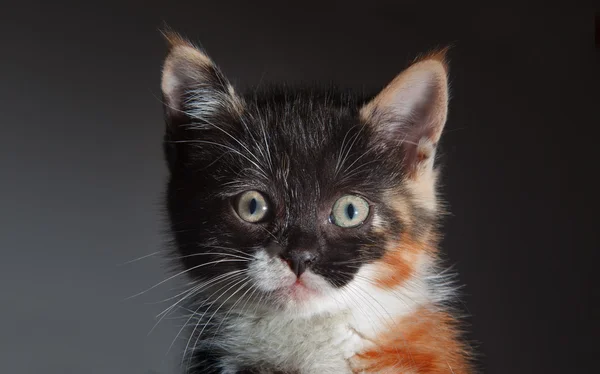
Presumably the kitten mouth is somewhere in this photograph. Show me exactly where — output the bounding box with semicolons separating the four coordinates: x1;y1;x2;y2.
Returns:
291;277;308;290
281;276;319;301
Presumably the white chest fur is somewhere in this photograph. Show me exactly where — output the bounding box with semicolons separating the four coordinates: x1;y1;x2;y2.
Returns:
218;310;369;374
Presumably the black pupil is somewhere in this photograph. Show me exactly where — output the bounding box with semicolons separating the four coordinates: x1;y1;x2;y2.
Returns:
346;203;355;219
249;198;257;215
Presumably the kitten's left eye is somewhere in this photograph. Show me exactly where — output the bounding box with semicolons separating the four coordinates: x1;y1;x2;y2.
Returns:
330;195;370;228
235;190;269;223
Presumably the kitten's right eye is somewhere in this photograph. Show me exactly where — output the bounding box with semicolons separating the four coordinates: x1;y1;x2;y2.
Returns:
234;191;269;223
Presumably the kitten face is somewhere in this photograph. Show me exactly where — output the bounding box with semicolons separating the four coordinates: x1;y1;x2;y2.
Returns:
161;34;448;316
165;91;403;313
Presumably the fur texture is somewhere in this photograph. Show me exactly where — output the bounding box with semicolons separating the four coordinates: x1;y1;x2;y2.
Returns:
159;32;473;374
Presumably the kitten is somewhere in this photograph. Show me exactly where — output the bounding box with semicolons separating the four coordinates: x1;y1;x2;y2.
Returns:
160;31;473;374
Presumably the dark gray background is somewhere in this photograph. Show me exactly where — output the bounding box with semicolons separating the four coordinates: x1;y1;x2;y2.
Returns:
1;1;597;373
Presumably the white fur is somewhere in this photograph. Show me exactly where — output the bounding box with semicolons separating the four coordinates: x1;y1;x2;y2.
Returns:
192;249;444;373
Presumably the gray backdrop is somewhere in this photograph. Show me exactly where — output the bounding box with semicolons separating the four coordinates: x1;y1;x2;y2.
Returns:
1;1;596;373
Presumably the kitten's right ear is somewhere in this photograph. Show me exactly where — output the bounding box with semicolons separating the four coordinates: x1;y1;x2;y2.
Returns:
160;31;243;129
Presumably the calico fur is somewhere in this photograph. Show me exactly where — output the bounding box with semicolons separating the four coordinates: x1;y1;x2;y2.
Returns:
159;31;474;374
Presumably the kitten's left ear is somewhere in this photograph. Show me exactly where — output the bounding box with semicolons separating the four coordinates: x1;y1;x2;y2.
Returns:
361;49;450;179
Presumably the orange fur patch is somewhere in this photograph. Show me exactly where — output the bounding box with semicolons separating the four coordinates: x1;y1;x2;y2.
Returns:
353;307;472;373
372;236;427;289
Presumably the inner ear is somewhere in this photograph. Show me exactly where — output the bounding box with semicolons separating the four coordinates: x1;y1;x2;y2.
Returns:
361;50;449;179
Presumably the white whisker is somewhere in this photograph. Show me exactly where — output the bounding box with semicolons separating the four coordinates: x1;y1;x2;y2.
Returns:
117;251;161;266
125;259;247;300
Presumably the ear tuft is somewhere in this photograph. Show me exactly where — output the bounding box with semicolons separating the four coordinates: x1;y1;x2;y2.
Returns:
160;28;194;51
412;45;452;73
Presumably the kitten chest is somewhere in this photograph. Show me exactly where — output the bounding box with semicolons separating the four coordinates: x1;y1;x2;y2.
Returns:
220;312;370;374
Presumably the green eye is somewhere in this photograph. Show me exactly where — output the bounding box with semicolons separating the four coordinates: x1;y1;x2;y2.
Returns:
235;191;269;223
330;195;370;228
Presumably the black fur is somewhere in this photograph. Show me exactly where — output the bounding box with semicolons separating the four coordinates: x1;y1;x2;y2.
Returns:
164;84;414;287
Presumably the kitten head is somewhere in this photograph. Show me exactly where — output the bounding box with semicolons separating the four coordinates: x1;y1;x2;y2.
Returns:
161;33;449;316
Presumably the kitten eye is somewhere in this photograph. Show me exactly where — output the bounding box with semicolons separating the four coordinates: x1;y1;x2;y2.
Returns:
235;190;269;223
330;195;370;228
